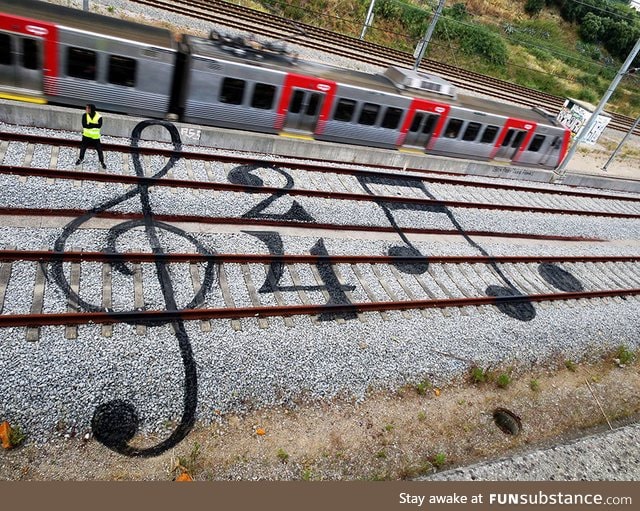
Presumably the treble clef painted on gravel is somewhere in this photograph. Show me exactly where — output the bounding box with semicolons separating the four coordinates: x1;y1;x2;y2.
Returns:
50;120;217;457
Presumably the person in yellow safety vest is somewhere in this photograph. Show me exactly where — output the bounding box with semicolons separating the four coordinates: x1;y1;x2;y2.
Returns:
75;103;107;169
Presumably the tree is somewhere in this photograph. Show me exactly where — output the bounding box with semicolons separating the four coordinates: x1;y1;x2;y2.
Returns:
579;12;607;43
525;0;545;16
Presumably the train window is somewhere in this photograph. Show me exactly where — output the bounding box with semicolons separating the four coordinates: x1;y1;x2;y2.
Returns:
251;83;276;109
108;55;136;87
0;34;11;65
21;39;38;70
219;77;245;105
480;125;499;144
511;130;526;148
333;98;356;122
422;114;437;134
444;118;463;138
67;47;97;80
307;93;320;116
381;107;403;130
527;134;546;152
358;103;380;126
462;122;482;141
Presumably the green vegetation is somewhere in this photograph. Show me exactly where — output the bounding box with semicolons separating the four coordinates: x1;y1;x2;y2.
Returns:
243;0;640;116
277;447;290;463
615;345;636;365
415;378;432;396
470;366;487;384
431;452;447;468
496;373;512;389
529;378;540;391
565;360;577;372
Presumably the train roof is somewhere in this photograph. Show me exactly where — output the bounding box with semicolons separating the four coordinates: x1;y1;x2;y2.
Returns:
185;34;559;126
0;0;175;49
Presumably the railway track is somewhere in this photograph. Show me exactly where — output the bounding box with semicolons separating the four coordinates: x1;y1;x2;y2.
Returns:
2;133;639;222
0;249;639;341
1;130;639;342
1;121;639;458
132;0;637;134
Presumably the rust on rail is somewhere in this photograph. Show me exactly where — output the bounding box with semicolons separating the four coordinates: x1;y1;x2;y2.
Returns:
3;165;640;218
0;249;637;265
0;206;605;242
0;288;639;328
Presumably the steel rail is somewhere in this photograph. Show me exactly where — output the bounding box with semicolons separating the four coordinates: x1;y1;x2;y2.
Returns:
0;207;605;242
1;288;639;328
2;134;639;203
1;249;637;265
2;166;638;219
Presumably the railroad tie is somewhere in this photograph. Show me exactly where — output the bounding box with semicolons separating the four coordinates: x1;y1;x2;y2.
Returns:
0;245;15;315
132;263;146;336
350;264;389;321
0;140;9;164
217;264;242;331
186;160;199;196
26;253;47;342
287;265;318;324
101;262;113;338
189;262;211;332
241;263;269;329
64;246;82;340
388;265;429;318
263;264;294;328
333;264;366;323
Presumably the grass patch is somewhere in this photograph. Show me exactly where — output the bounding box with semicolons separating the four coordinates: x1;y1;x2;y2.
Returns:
496;373;512;389
277;447;290;463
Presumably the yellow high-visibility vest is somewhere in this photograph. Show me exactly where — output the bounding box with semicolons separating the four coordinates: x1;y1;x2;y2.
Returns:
83;112;102;139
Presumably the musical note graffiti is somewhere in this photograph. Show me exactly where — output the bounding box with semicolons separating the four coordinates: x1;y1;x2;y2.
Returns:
49;120;217;457
356;174;542;321
230;164;357;321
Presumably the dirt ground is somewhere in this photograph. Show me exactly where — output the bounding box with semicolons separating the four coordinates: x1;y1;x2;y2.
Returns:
1;353;639;481
566;129;640;181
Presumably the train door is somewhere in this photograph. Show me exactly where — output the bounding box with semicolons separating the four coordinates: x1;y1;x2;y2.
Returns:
283;88;324;132
491;119;536;163
0;32;43;90
403;112;439;148
493;129;527;160
276;73;336;136
397;99;449;151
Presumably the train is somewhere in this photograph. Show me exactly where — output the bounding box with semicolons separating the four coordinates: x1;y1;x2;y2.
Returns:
0;0;571;169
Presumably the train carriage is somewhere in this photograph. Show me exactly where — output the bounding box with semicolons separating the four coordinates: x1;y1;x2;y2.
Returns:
0;0;571;170
0;0;177;117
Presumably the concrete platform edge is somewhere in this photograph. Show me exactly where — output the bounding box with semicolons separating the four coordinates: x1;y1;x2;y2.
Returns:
2;99;639;194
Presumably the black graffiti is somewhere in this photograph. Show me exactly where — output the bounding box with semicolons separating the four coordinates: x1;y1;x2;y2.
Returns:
50;120;217;457
245;231;357;321
538;263;584;292
486;285;536;322
356;174;539;321
228;164;315;222
357;175;434;275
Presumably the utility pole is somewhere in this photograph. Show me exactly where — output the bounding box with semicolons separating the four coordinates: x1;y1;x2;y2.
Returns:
602;114;640;171
553;36;640;182
360;0;376;40
413;0;446;71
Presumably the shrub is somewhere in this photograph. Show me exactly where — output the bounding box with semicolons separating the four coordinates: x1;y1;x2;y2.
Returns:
431;452;446;468
496;373;511;389
615;346;636;365
470;366;487;384
277;448;289;463
525;0;545;16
